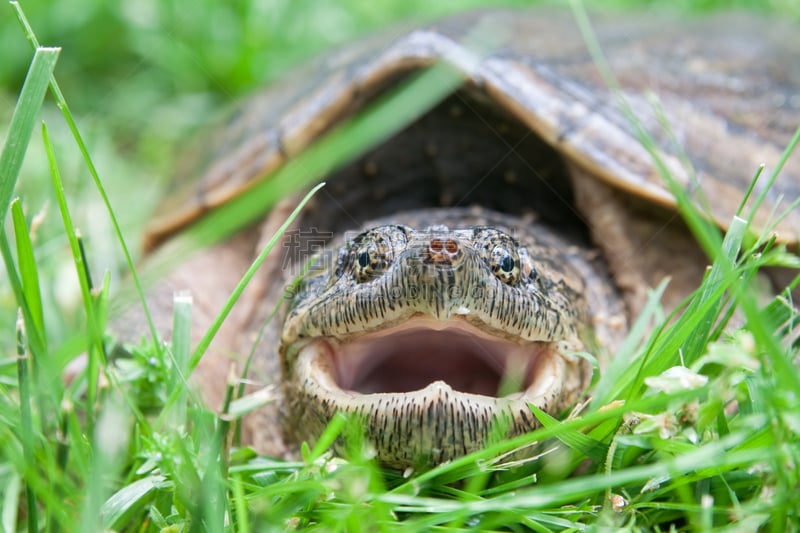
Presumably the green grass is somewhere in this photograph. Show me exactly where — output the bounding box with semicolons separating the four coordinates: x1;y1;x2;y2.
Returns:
2;0;800;531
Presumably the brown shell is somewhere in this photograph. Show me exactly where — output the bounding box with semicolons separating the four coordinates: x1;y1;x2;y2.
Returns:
146;8;800;248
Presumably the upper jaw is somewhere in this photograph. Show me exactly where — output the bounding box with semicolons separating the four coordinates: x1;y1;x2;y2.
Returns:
281;238;582;348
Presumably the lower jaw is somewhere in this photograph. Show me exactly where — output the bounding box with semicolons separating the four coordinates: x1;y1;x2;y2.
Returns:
285;340;589;469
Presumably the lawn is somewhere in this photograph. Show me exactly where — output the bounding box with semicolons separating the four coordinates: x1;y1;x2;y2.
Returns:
1;0;799;531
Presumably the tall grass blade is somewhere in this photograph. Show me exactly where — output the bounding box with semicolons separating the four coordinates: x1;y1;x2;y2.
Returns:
10;0;162;349
570;0;724;259
15;312;37;533
736;164;764;217
746;124;800;228
0;45;58;359
10;200;45;346
591;278;668;408
0;45;59;224
190;181;324;370
161;61;469;264
169;291;193;425
42;121;106;428
157;182;325;422
1;471;21;532
0;236;45;356
678;216;745;362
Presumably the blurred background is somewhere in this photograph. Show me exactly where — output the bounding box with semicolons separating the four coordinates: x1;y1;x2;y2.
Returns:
1;0;797;346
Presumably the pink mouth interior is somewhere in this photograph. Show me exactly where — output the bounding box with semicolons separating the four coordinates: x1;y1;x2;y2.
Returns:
330;321;545;397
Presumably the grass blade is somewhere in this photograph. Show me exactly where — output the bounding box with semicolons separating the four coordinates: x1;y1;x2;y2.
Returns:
100;475;168;530
1;471;21;532
591;278;668;408
156;182;325;423
0;45;59;224
16;313;37;533
570;0;724;259
190;181;324;370
10;200;45;344
745;124;800;230
42;121;106;429
168;291;193;425
0;236;46;357
382;432;757;516
529;404;607;463
0;45;58;359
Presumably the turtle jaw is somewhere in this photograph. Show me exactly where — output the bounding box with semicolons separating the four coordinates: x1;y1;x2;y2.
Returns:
285;318;590;469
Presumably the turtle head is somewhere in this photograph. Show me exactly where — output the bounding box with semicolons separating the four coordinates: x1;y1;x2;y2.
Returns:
278;216;592;469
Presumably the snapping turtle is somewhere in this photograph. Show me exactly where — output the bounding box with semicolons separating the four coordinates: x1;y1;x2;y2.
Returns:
138;9;800;468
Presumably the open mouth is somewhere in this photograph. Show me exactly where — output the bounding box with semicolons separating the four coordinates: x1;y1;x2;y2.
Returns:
286;316;589;468
327;318;556;398
290;316;577;414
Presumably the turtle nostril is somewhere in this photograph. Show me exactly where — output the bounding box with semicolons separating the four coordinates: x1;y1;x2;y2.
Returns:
428;237;462;265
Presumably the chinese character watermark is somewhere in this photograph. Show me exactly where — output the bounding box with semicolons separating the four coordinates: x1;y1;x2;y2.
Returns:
281;228;334;274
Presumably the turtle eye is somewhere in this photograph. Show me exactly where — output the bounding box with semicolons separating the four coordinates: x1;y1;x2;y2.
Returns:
350;225;408;283
473;227;521;286
353;243;388;282
499;253;514;273
490;245;520;285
